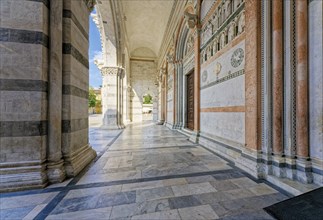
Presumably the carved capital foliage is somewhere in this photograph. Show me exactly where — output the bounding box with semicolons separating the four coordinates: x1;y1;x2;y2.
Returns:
184;11;198;29
84;0;96;12
101;67;119;76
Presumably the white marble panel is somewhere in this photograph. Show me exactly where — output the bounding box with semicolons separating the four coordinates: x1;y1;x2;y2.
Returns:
200;112;245;144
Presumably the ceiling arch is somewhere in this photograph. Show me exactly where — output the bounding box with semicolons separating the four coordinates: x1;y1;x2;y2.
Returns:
121;0;174;57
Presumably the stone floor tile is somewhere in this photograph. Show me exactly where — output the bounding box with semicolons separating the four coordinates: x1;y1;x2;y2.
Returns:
0;206;35;220
0;192;58;210
96;191;136;208
185;175;215;183
230;177;259;188
110;199;170;219
46;207;112;220
212;171;245;181
223;188;256;200
171;182;217;197
195;191;234;204
77;170;142;185
51;195;99;214
65;185;122;199
248;183;278;196
131;209;181;220
122;180;163;192
136;186;174;202
162;178;187;187
22;204;47;220
178;205;219;220
168;195;202;209
210;179;240;191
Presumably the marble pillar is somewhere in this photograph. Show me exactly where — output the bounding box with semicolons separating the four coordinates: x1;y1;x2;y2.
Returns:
118;68;125;128
193;28;201;134
272;0;284;156
244;0;261;151
173;65;177;127
101;67;121;130
164;69;168;124
296;0;309;159
47;0;66;183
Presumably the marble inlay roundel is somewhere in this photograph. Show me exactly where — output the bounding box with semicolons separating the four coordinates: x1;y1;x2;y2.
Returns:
231;48;244;68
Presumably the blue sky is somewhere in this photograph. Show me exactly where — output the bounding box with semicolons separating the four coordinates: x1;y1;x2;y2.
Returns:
89;12;102;88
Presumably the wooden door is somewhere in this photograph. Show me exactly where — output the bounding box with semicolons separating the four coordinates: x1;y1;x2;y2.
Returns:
186;71;194;130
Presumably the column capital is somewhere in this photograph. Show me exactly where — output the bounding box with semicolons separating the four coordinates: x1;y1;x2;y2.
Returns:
101;67;123;76
84;0;96;12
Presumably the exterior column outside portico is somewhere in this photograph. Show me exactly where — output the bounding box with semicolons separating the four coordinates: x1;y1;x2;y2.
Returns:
101;67;122;130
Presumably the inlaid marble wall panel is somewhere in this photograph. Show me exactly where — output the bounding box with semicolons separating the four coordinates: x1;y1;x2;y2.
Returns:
199;40;245;144
200;74;245;109
200;41;245;92
200;112;245;145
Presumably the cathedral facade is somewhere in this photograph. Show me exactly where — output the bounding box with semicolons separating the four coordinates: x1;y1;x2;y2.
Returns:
0;0;322;195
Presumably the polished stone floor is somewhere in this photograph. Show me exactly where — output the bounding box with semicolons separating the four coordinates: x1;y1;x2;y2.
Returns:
0;120;289;219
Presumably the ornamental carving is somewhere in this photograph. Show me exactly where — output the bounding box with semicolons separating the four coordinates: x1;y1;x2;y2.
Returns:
202;70;208;83
84;0;96;12
101;67;119;75
184;11;198;29
231;48;244;68
214;62;222;76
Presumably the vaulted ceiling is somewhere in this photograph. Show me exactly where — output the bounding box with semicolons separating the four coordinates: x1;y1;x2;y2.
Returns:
121;0;174;58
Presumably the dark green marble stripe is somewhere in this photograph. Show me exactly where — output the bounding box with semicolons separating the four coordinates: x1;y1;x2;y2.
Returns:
0;79;48;92
0;121;47;137
0;28;49;47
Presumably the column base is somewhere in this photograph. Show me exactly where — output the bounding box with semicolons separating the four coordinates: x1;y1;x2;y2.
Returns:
0;161;48;193
156;120;165;125
64;144;97;177
235;148;264;179
189;131;199;143
295;158;313;184
271;155;286;178
47;159;66;183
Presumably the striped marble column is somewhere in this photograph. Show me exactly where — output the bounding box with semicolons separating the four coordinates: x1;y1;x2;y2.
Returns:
0;0;49;191
101;67;120;130
61;0;96;177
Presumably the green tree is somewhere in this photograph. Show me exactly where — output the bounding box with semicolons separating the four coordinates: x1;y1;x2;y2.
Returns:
143;94;153;104
88;87;97;108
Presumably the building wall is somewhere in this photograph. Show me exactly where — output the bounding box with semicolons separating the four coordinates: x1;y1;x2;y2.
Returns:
130;60;157;122
200;41;245;145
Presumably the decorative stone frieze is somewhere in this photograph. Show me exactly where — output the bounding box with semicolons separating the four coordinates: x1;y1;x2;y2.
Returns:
200;2;245;64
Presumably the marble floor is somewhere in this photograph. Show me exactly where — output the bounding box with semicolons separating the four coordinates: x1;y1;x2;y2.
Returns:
0;120;290;219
